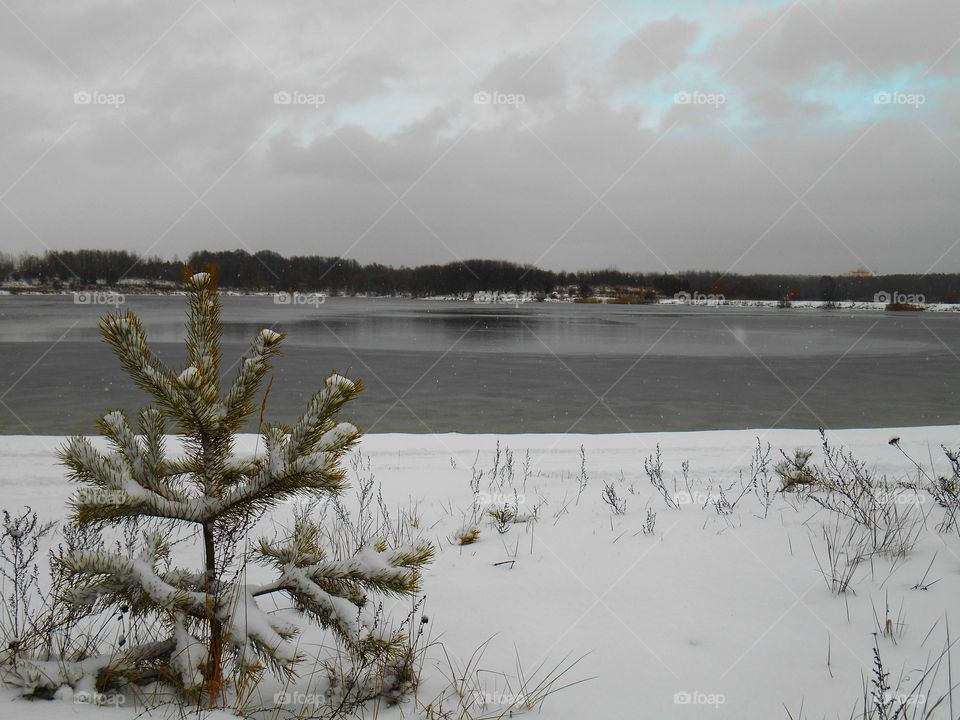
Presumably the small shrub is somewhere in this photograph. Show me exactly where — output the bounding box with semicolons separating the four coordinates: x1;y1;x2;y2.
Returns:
776;448;818;492
601;482;626;515
0;508;55;650
809;432;922;558
929;447;960;534
488;505;518;534
645;445;680;510
809;518;863;595
575;445;589;504
451;527;481;546
642;508;657;535
424;638;591;718
750;440;776;518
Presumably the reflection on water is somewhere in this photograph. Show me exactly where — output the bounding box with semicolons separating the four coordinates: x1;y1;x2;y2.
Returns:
1;295;958;434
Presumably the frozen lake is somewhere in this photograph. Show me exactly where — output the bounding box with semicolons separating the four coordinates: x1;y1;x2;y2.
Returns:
1;295;958;434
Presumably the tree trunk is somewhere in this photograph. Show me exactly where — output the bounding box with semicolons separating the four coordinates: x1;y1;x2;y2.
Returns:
202;521;223;704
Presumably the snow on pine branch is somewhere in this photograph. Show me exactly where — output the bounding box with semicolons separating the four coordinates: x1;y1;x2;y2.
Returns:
62;416;363;526
61;535;305;670
221;328;285;426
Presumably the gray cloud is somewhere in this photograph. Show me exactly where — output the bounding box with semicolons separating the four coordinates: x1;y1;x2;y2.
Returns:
0;0;958;274
608;17;700;84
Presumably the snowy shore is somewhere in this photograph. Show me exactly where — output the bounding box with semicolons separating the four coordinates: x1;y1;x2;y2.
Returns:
3;287;958;312
2;426;959;719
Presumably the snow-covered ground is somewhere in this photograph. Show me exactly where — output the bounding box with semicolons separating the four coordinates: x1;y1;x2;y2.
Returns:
2;427;959;719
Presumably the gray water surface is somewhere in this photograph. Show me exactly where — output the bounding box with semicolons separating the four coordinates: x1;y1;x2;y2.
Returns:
1;295;957;434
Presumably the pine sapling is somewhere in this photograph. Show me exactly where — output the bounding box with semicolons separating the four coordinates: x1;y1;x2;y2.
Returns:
29;271;433;705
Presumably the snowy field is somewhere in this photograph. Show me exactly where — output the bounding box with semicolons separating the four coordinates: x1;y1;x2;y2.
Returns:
2;426;960;719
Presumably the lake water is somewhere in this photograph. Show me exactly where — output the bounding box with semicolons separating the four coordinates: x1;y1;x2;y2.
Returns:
1;295;958;434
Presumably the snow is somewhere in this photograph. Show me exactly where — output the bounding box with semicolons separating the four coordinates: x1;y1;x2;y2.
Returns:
130;555;203;612
171;618;207;689
1;426;959;719
220;589;300;665
177;366;200;385
281;564;365;638
327;374;355;391
320;421;357;448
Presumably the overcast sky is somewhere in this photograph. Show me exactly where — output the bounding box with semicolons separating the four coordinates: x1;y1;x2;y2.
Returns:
1;0;959;274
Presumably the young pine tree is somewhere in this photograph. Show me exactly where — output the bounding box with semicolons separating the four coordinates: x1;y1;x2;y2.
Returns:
52;271;432;702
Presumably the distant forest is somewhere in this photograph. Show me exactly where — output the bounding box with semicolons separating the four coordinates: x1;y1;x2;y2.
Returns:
3;248;960;302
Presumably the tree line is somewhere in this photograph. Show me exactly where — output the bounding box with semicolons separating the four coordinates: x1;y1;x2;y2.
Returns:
2;248;958;302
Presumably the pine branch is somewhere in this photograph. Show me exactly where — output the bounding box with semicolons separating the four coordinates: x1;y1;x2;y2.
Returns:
285;375;364;461
57;533;208;617
219;587;302;671
98;311;191;425
184;273;222;401
56;532;305;672
253;518;433;654
59;434;203;525
210;423;358;525
221;328;285;432
258;543;434;599
4;637;178;694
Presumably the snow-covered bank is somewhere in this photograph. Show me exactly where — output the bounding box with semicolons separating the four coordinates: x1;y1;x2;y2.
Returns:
4;425;954;507
411;294;960;311
5;287;960;312
2;426;959;719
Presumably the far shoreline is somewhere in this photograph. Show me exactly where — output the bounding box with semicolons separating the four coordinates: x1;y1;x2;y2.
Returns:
1;285;957;312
